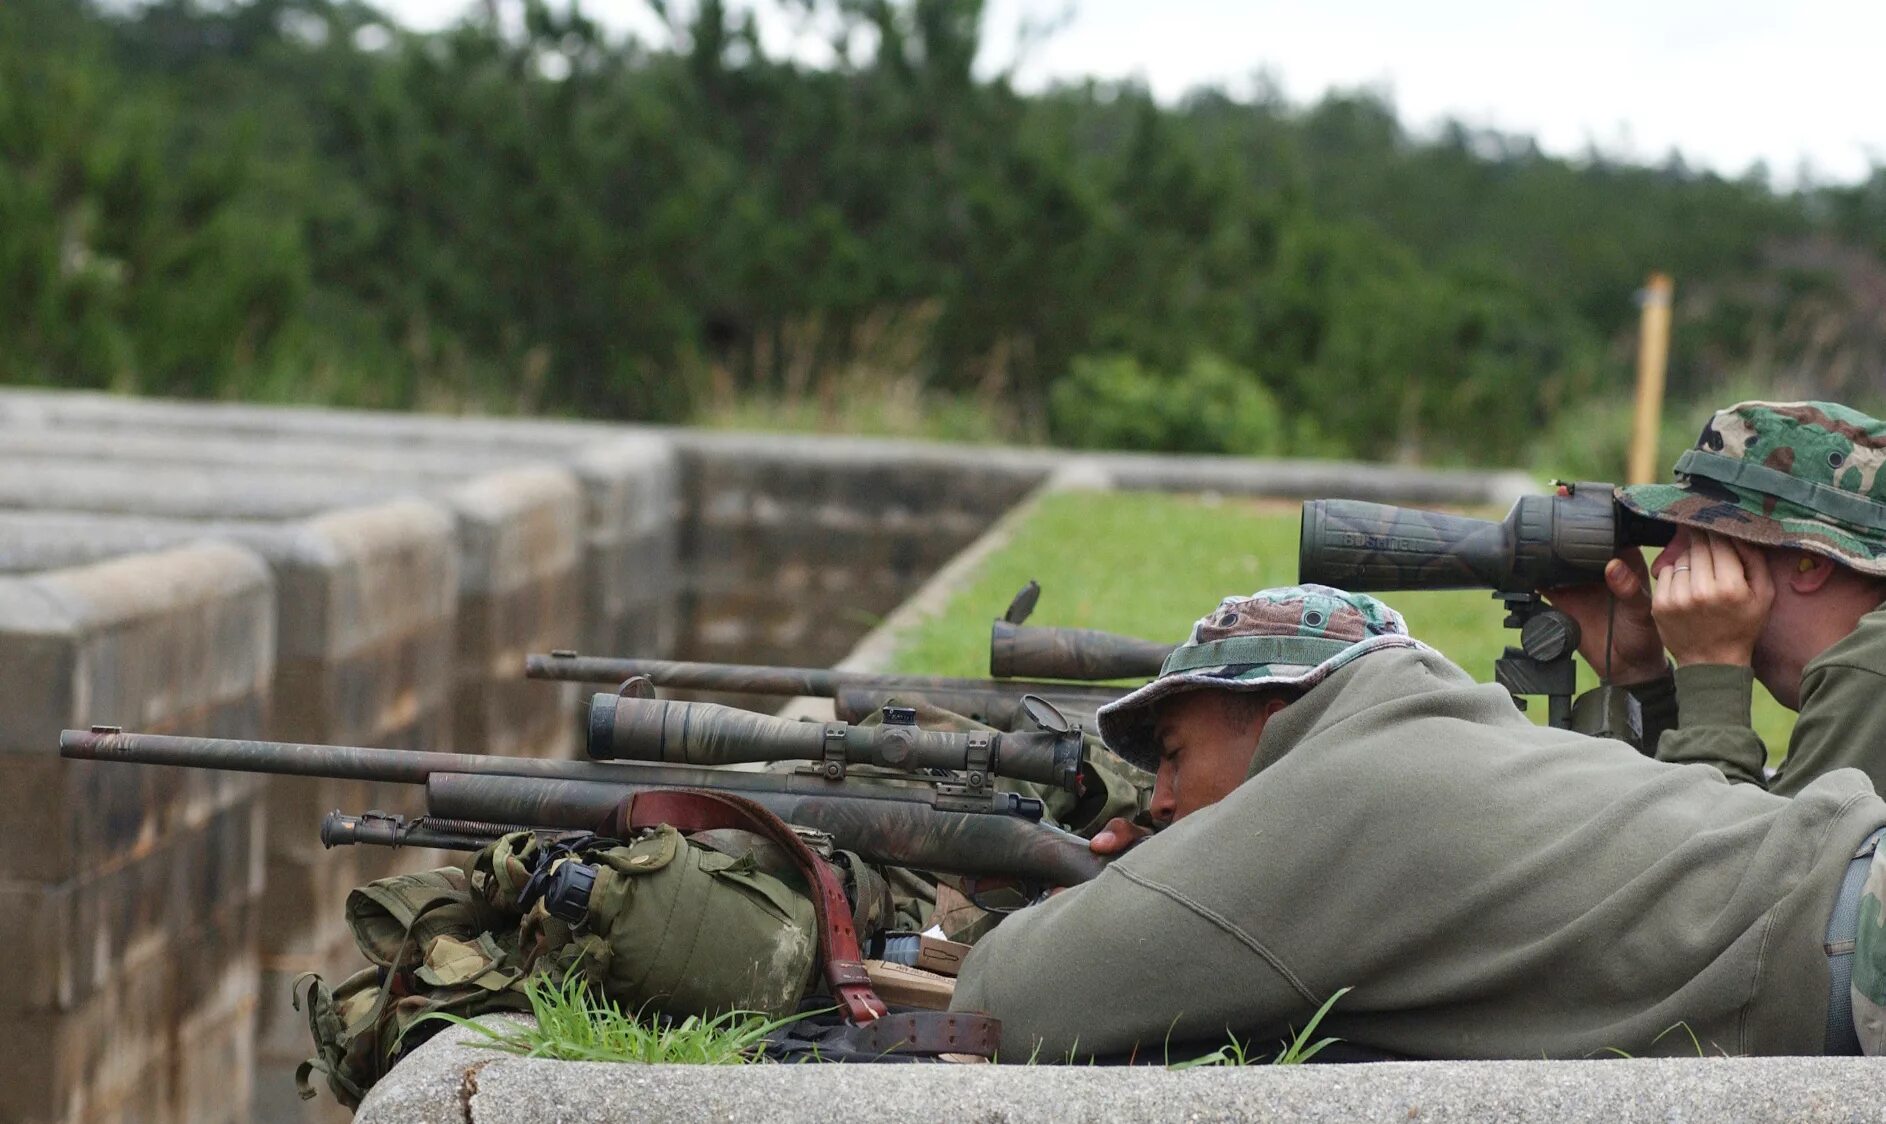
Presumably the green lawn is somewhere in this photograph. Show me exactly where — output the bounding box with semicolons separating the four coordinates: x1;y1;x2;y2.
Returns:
890;490;1796;759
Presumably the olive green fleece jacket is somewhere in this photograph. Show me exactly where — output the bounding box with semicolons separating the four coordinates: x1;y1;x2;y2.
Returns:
1651;604;1886;794
950;646;1886;1061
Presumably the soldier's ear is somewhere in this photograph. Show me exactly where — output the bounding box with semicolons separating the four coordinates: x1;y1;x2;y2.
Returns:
1787;552;1838;594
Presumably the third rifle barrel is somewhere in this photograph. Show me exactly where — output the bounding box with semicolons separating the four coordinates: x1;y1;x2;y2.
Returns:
525;652;1128;706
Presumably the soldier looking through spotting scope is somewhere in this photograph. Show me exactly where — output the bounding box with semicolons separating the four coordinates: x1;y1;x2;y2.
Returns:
1546;400;1886;793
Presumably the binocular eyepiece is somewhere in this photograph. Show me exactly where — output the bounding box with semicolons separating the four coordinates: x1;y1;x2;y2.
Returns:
1299;481;1675;595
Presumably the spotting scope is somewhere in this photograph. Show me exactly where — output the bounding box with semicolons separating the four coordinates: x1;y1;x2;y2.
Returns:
1298;481;1675;594
1298;482;1677;738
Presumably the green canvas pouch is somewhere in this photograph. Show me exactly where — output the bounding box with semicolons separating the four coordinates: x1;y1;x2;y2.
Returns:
546;825;821;1018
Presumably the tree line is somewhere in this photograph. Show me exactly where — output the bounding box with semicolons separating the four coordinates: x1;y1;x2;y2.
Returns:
6;0;1885;466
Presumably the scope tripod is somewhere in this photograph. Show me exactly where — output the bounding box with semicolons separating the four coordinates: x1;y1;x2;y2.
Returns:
1492;593;1579;729
1492;593;1644;747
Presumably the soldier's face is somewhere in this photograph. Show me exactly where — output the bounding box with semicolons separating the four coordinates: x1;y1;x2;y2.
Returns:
1148;691;1279;826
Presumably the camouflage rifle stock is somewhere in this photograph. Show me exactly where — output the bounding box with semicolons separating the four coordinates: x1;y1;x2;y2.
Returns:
59;692;1108;886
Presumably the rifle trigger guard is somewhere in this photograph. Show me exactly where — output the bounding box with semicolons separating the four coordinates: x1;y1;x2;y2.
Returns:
820;723;848;781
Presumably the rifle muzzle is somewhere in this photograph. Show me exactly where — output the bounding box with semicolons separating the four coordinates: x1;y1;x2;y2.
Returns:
988;621;1172;681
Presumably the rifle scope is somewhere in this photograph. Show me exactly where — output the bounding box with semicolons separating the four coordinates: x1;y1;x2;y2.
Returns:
1298;482;1675;594
586;693;1084;793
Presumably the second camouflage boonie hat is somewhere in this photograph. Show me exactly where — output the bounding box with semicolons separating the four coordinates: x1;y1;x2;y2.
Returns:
1617;401;1886;576
1095;585;1426;772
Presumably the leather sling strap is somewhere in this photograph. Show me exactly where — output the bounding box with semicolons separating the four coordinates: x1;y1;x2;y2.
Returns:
820;1011;1001;1057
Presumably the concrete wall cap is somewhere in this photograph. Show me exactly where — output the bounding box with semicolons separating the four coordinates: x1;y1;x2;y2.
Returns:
444;465;583;523
0;573;85;633
293;499;458;570
358;1015;1886;1124
25;542;273;631
563;433;678;477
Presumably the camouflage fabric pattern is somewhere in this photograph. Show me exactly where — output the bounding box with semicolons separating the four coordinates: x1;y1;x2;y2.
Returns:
1096;584;1427;771
1851;842;1886;1053
1617;400;1886;575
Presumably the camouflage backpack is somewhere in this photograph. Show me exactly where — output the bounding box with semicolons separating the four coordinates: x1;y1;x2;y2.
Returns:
293;864;534;1109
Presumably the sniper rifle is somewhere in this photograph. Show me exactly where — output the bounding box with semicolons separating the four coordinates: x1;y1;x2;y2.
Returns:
59;691;1106;887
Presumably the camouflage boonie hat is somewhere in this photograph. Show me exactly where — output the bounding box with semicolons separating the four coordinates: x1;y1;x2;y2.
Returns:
1617;401;1886;576
1095;585;1426;772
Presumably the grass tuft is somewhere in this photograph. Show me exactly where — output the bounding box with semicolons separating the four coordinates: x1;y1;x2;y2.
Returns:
421;973;794;1064
1172;987;1354;1068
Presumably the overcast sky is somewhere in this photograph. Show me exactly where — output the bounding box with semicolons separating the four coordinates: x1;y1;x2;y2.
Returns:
382;0;1886;186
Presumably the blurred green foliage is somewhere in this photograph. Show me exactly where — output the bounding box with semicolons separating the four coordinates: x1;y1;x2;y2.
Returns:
6;0;1886;465
1049;353;1290;456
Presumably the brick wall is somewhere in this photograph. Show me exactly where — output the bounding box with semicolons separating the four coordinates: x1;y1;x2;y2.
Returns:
0;545;272;1124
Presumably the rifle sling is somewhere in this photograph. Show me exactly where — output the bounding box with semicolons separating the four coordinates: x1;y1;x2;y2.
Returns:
804;1011;1001;1058
615;789;1000;1056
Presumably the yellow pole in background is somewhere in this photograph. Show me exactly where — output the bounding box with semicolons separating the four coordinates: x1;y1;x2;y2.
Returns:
1628;273;1675;484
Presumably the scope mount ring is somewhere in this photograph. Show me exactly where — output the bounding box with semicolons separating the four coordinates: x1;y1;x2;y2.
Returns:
821;723;848;781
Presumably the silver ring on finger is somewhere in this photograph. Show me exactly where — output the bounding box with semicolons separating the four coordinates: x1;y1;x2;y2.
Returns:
1672;565;1692;572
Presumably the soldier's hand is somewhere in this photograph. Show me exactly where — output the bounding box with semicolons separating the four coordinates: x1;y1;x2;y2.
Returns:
1089;816;1152;856
1650;530;1775;667
1545;552;1667;684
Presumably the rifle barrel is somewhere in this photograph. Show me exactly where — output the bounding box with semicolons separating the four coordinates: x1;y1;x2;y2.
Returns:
524;653;1127;705
830;686;1099;731
426;773;1106;885
59;727;1031;810
988;622;1172;681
